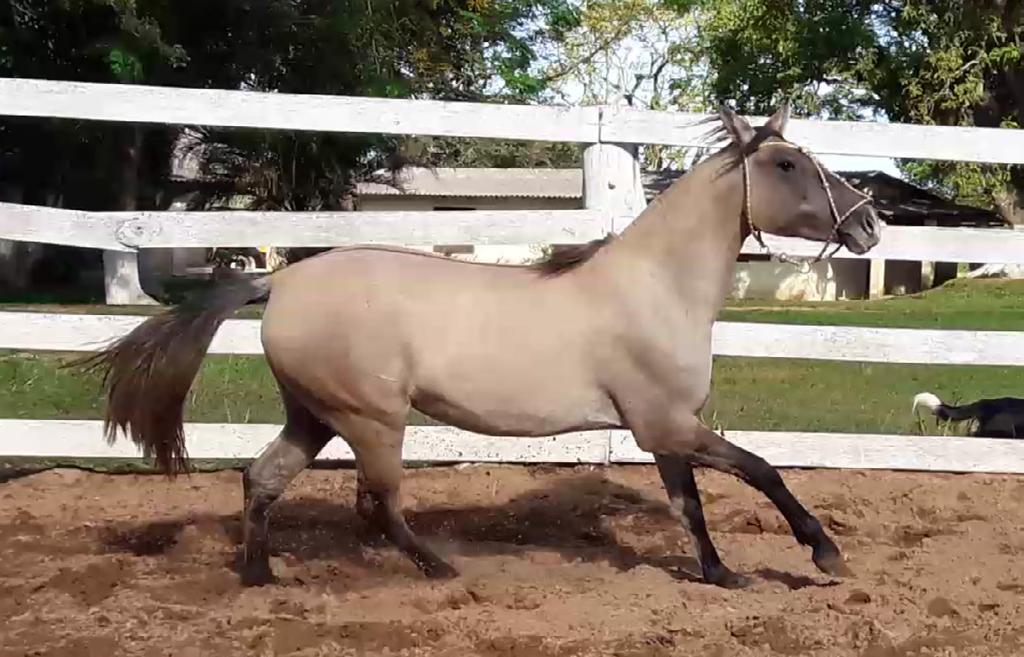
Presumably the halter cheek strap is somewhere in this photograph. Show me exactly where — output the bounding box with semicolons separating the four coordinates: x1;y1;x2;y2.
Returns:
741;140;873;265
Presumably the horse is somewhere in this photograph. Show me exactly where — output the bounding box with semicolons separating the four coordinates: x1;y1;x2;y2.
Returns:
74;104;881;589
913;391;1024;438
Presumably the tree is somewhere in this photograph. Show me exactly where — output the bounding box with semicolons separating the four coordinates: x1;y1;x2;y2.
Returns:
539;0;706;169
685;0;1024;223
0;0;585;291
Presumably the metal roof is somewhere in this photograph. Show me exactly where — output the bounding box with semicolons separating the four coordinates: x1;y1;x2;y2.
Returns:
357;167;1006;228
356;167;583;198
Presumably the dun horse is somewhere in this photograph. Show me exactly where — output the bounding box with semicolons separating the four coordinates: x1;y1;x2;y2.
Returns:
77;105;881;588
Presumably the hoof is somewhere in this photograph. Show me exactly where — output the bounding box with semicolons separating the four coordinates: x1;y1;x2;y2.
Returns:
813;544;853;578
705;565;753;589
422;560;459;580
240;561;277;587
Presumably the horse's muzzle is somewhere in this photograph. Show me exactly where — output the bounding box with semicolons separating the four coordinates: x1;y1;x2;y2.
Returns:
839;206;882;255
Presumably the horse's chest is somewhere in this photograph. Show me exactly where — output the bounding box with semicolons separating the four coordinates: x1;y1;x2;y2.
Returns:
612;337;712;411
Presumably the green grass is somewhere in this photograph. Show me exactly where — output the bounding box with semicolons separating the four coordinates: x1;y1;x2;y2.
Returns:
1;278;1022;444
2;351;1016;438
720;278;1024;331
6;277;1024;328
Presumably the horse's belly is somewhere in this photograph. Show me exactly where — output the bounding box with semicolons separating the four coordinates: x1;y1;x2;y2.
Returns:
411;354;621;436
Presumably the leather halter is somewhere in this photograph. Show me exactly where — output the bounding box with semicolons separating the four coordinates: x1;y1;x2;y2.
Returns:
741;140;873;265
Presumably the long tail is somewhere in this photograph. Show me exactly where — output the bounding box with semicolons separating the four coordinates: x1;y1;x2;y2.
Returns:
70;276;272;475
912;391;983;422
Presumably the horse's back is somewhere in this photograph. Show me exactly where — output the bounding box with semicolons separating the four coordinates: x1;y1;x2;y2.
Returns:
258;246;618;433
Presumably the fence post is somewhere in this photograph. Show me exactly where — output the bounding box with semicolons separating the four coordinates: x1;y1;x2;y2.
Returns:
584;114;646;464
103;251;156;305
868;259;886;300
582;142;646;234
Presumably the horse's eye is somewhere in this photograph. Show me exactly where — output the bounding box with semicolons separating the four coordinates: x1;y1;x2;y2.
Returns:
777;159;795;172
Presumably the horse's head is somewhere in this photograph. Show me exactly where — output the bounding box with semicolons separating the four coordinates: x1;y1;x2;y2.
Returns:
716;104;881;255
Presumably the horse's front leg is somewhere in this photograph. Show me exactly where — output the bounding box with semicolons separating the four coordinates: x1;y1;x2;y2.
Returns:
632;408;851;580
654;455;751;588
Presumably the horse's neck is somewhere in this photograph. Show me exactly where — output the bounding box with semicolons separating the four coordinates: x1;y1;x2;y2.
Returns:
606;159;746;324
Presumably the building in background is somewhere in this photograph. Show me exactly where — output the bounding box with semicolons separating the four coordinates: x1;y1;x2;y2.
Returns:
354;167;1009;301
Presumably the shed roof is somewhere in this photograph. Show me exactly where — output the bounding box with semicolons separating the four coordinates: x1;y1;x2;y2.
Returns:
357;167;1007;228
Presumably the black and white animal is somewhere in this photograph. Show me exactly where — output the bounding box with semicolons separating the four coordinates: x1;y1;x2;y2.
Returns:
913;391;1024;438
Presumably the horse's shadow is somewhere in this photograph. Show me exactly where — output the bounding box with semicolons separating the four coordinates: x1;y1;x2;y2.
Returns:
99;469;833;590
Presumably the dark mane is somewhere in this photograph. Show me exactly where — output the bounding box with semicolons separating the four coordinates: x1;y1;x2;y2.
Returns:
530;113;784;278
530;233;617;276
694;113;787;173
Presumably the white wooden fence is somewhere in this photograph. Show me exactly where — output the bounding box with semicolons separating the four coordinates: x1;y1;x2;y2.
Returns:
2;77;1024;474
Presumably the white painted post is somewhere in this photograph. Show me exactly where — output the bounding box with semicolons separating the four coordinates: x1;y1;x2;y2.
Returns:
868;259;886;300
921;219;937;290
582;131;645;466
103;251;156;305
582;142;646;233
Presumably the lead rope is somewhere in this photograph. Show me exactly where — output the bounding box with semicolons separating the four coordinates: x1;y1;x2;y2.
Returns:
741;141;873;267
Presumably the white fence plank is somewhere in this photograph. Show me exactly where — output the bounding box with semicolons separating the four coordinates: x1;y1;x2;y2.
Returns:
609;430;1024;474
601;106;1024;165
738;224;1024;264
0;312;262;354
3;312;1023;366
0;420;609;464
0;203;131;252
108;208;608;248
4;420;1024;474
712;322;1024;366
0;78;601;143
4;201;1024;264
6;78;1024;165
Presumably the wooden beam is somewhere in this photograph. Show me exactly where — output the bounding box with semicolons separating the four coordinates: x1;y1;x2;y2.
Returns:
0;202;131;252
5;420;1024;474
106;208;609;248
869;259;886;299
5;312;1024;366
102;251;157;306
7;78;1024;164
0;78;601;143
600;105;1024;165
0;420;609;464
582;141;646;230
5;203;1024;265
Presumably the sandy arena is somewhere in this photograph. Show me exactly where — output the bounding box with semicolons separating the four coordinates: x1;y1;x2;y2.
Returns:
2;463;1024;656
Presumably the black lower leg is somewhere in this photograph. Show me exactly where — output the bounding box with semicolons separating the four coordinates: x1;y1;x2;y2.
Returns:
238;416;332;586
357;487;457;579
694;436;850;577
655;455;749;588
241;469;278;586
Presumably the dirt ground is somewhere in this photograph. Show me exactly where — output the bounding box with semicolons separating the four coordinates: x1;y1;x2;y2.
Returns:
2;463;1024;657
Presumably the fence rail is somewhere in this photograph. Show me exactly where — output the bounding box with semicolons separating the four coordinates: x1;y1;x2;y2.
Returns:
5;420;1024;475
3;312;1023;366
5;78;1024;163
2;77;1023;474
0;78;601;143
4;202;1024;264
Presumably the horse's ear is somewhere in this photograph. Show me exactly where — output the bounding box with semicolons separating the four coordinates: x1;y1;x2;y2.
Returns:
717;105;755;146
764;102;791;135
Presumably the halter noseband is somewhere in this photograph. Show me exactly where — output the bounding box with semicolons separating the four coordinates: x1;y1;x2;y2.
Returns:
741;140;873;266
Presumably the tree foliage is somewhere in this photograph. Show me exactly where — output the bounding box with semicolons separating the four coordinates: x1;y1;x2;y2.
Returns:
0;0;582;214
687;0;1024;223
540;0;705;169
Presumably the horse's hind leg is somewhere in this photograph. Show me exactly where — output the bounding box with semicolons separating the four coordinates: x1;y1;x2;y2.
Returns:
654;455;750;589
241;395;334;586
325;410;458;579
